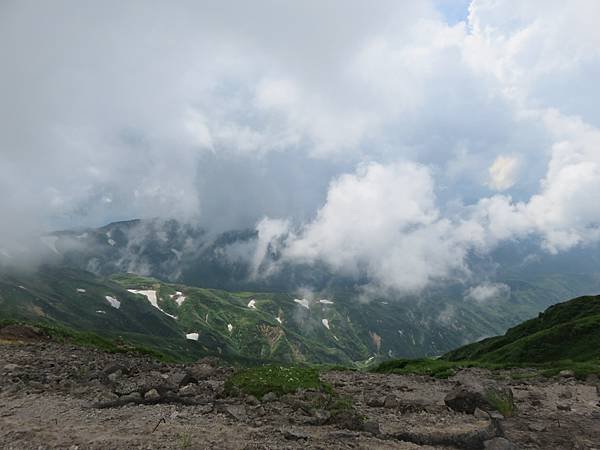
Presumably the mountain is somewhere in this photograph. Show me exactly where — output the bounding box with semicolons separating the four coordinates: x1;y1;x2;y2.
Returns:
443;294;600;364
2;218;600;364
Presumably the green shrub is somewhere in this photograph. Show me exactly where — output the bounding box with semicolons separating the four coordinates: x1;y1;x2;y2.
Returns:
223;365;332;399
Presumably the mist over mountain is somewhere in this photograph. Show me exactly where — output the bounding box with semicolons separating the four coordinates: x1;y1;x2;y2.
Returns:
2;0;600;363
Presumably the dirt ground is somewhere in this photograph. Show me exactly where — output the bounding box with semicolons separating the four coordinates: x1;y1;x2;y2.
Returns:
1;338;599;449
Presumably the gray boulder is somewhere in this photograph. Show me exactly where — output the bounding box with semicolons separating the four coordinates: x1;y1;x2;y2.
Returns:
444;382;514;416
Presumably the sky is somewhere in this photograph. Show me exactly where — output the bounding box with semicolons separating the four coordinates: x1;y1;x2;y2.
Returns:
2;0;600;293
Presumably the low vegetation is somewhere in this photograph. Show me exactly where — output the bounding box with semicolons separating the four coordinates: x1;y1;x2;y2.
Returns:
372;295;600;379
223;365;332;399
0;319;172;361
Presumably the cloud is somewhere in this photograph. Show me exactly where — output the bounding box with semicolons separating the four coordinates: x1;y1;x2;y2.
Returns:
488;155;520;191
465;282;511;303
275;162;479;293
2;0;600;294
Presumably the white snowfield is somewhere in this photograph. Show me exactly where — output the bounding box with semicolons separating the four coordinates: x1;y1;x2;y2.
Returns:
76;288;86;293
322;318;330;330
319;299;334;304
275;316;283;324
294;298;310;309
247;299;256;309
169;291;186;306
128;289;177;319
105;296;120;309
185;332;199;341
227;324;233;333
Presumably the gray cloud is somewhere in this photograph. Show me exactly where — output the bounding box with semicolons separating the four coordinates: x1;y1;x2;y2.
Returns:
2;1;600;292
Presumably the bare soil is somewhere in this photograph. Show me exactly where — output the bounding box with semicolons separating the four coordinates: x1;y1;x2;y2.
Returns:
1;337;599;449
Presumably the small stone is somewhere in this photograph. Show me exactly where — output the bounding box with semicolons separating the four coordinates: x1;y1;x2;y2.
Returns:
488;410;504;421
383;394;399;408
528;422;547;432
559;370;575;378
362;420;380;435
556;402;571;411
559;388;573;399
249;405;266;417
168;370;192;388
144;388;160;401
474;407;490;419
366;396;385;407
107;370;122;382
120;392;142;403
483;437;518;450
224;404;247;421
307;409;331;425
3;364;20;372
281;427;310;440
262;392;278;402
245;395;260;406
197;403;214;414
189;363;215;380
178;384;199;397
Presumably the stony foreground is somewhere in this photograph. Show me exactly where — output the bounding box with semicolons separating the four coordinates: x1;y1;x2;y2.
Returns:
1;338;600;449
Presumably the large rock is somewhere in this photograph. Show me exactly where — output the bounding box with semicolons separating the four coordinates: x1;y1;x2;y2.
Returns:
144;388;161;401
188;363;217;380
444;382;514;416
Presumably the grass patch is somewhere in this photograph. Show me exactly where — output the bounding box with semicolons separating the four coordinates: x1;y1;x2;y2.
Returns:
223;365;332;399
485;390;517;417
0;319;172;361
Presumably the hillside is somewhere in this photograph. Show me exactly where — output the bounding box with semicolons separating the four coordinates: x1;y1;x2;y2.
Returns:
443;295;600;364
3;258;600;367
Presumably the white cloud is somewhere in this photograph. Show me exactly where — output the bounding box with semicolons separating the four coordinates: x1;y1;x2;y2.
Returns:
279;162;476;293
2;0;600;293
465;282;511;303
488;155;520;191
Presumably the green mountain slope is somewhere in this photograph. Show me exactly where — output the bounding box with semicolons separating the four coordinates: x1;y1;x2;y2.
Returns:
2;264;600;366
443;295;600;363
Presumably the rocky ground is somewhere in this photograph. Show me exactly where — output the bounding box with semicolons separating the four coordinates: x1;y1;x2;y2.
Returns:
1;326;599;449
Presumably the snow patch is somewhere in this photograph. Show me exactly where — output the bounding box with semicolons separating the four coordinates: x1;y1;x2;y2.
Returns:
169;291;186;306
105;296;120;309
319;299;334;305
294;298;310;309
322;319;330;330
275;316;283;324
76;232;88;239
186;333;199;341
76;288;86;293
128;289;177;319
227;324;233;333
18;285;25;289
107;238;116;246
247;299;256;309
96;310;106;314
